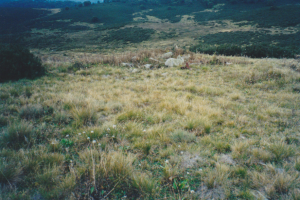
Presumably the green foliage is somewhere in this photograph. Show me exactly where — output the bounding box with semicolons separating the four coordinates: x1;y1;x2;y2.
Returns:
191;43;296;58
0;44;45;82
103;27;155;44
60;139;74;147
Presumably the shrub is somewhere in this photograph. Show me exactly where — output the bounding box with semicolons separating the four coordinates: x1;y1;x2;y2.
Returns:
91;16;99;23
0;44;45;82
84;1;92;6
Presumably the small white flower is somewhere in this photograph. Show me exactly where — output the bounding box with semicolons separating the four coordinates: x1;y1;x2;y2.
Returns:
165;160;169;164
112;135;115;138
113;125;116;129
180;151;183;155
106;134;108;137
83;131;86;134
78;133;81;135
107;128;110;131
139;164;141;166
87;137;90;140
91;131;94;133
178;145;181;148
70;160;73;163
190;190;195;194
98;143;101;146
143;129;146;132
199;168;203;172
187;172;190;175
92;140;96;144
66;135;69;137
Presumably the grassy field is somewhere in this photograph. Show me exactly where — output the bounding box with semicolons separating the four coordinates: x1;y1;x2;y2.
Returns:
1;0;300;199
0;49;300;199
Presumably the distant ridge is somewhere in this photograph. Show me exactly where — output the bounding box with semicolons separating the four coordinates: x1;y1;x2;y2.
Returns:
0;0;78;8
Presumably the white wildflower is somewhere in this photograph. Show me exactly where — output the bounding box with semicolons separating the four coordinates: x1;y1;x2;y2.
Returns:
78;133;81;135
107;128;110;131
91;131;94;133
83;131;86;134
87;137;90;140
165;160;169;164
112;135;115;138
66;135;69;137
143;129;146;132
178;145;181;148
190;190;195;194
98;143;101;146
187;172;190;175
113;125;116;129
180;151;183;155
92;140;96;144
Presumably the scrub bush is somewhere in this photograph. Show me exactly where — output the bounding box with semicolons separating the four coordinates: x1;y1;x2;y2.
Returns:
0;44;45;82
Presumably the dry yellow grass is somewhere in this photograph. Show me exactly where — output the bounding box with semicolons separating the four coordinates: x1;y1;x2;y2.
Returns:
0;50;299;199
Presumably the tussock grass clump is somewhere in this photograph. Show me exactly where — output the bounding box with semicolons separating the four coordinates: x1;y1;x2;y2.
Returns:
213;141;231;153
0;115;8;127
170;130;196;143
132;172;156;196
19;104;44;120
268;141;295;162
117;109;145;122
72;106;97;126
54;110;71;124
0;161;23;186
2;121;34;149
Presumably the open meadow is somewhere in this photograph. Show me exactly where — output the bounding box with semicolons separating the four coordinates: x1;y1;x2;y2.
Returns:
1;49;300;199
1;0;300;199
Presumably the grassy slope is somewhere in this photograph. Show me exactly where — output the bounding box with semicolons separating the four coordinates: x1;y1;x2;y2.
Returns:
0;50;300;199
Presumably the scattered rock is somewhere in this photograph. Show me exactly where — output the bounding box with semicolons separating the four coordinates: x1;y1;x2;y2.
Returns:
122;63;134;67
150;57;163;63
181;153;203;168
182;54;191;60
131;56;139;62
102;75;110;78
197;186;225;200
165;55;184;67
131;69;139;73
144;64;152;69
161;52;173;59
218;154;235;165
